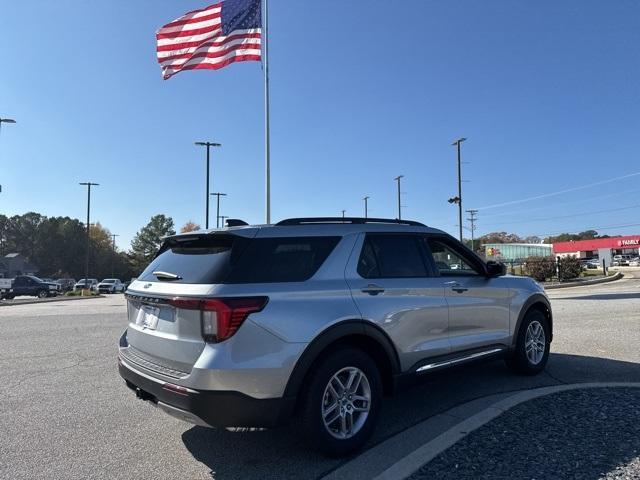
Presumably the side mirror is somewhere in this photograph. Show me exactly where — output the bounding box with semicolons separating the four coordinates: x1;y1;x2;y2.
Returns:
486;260;506;277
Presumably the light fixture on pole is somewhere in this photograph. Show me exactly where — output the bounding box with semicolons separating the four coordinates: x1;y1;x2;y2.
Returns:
79;182;99;293
210;192;227;228
195;141;222;229
0;117;16;133
363;196;370;219
451;137;467;241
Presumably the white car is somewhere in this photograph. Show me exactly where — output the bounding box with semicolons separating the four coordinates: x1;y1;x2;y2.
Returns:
74;279;99;291
97;279;124;294
629;258;640;267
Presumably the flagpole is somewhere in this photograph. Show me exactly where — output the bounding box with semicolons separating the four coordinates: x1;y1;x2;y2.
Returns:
263;0;271;224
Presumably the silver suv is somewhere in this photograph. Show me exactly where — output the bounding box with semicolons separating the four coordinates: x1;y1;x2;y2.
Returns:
118;217;552;455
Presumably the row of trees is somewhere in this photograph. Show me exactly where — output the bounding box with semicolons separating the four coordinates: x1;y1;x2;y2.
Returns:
0;213;193;280
466;229;609;252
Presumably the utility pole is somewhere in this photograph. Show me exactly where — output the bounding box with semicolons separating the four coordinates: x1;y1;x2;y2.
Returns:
110;234;120;277
210;192;227;228
363;196;370;219
451;137;467;241
394;175;404;220
466;209;478;251
341;210;346;219
79;182;99;293
218;215;228;227
195;141;222;229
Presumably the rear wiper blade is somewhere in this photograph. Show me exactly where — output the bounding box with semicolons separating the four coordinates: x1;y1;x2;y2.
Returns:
152;271;183;281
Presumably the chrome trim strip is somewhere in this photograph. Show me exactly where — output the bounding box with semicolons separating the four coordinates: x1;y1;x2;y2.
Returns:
416;348;505;373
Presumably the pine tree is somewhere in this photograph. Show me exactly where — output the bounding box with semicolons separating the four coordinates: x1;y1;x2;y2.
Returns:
130;215;176;273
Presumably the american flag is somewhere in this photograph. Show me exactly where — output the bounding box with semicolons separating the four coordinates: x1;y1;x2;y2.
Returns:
156;0;262;80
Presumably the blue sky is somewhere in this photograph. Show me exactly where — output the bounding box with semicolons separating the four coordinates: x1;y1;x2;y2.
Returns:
1;0;639;248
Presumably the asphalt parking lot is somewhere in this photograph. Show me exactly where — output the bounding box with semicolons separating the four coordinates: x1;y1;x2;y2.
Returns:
1;275;639;480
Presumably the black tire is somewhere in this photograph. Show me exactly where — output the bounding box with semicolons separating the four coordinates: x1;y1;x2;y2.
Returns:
505;309;550;375
298;347;382;456
37;290;48;299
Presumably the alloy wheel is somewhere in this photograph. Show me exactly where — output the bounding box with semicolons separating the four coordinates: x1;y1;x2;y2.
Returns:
321;366;371;439
525;320;546;365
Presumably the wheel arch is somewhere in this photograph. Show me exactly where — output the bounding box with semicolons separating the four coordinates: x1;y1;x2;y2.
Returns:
283;320;401;403
512;293;553;350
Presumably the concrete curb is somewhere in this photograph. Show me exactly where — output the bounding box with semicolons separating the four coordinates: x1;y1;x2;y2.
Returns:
0;294;106;307
369;382;640;480
544;271;623;290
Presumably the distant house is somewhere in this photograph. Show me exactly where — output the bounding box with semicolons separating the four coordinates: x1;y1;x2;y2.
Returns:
0;253;39;278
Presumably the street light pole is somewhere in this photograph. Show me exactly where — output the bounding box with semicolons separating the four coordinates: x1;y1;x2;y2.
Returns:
0;118;16;194
341;209;346;219
195;141;222;229
394;175;404;220
451;138;467;241
210;192;227;228
110;233;120;277
79;182;99;293
218;215;228;227
363;196;370;219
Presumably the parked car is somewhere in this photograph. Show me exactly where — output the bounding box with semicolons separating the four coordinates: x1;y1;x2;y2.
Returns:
118;217;552;456
74;278;99;291
629;258;640;267
97;278;124;294
0;278;13;298
0;275;60;299
55;278;76;292
613;254;632;266
40;278;62;294
586;258;601;269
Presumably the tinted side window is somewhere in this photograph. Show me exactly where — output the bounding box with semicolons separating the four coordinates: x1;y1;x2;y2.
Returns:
225;236;341;283
426;238;481;276
358;235;428;279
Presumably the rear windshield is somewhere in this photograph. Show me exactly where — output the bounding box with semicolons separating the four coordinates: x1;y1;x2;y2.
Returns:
138;235;340;284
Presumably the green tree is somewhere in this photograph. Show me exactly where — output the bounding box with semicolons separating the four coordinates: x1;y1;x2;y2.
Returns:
477;232;523;246
130;214;175;273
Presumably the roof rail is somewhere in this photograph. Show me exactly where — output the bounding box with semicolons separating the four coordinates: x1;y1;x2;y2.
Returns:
275;217;426;227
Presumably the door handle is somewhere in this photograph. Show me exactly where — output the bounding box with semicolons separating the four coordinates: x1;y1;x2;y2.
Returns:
361;284;385;295
444;281;468;293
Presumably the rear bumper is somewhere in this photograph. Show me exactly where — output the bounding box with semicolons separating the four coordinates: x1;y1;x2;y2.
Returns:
118;358;296;428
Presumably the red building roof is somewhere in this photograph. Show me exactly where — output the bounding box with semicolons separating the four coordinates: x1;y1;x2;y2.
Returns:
553;235;640;253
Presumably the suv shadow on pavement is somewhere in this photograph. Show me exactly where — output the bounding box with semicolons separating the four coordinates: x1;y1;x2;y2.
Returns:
180;353;640;480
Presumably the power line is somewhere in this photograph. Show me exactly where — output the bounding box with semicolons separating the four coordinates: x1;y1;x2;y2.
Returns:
481;203;640;227
479;187;640;219
476;171;640;210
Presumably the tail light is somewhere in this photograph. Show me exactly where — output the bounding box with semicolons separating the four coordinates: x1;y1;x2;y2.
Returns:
168;297;268;342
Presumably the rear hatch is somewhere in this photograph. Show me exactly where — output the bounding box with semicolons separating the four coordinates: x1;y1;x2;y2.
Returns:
123;230;257;377
122;228;342;377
